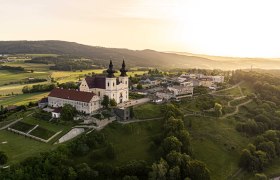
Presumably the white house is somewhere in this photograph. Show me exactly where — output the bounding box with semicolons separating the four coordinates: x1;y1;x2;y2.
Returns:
168;85;194;97
211;76;225;83
48;88;101;114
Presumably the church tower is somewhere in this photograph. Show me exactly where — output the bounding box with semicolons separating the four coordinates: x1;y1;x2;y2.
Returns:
105;60;117;100
118;59;129;102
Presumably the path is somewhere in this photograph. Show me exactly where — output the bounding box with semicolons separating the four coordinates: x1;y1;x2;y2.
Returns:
118;98;150;108
118;117;162;124
0;112;34;130
227;96;246;107
210;81;244;95
0;118;22;130
221;98;253;119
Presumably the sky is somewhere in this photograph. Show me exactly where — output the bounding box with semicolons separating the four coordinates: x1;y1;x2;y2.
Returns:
1;0;280;57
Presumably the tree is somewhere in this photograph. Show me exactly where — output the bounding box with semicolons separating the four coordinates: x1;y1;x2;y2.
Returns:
0;151;8;165
136;84;143;90
61;104;77;121
101;95;110;108
162;136;182;154
76;163;98;179
239;149;252;168
189;160;210;180
214;103;222;117
149;158;169;180
110;99;117;107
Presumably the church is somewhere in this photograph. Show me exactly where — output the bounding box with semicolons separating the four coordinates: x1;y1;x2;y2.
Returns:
47;60;129;115
79;60;129;104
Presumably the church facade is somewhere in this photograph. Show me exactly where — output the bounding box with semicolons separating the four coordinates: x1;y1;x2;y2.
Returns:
79;60;129;104
47;60;129;116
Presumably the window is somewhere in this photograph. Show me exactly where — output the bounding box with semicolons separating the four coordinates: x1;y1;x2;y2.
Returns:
98;92;100;96
108;82;109;87
113;82;115;86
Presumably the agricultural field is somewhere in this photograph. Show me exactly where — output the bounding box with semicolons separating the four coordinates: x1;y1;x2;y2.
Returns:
0;70;49;86
51;69;147;83
0;92;49;106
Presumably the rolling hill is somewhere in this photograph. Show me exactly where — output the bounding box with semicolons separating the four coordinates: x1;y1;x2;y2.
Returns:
1;40;280;70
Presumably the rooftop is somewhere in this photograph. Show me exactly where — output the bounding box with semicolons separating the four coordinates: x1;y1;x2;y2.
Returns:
48;88;96;103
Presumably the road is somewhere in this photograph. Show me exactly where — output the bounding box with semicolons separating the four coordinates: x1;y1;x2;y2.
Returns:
117;98;150;108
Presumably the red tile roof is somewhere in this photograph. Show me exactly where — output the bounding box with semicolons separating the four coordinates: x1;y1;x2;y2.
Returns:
53;107;62;113
48;88;96;103
85;76;106;89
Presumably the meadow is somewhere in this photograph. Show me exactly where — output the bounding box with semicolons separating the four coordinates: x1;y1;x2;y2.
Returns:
76;120;162;167
0;92;49;106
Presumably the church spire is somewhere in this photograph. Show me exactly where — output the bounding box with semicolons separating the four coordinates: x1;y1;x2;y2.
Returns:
107;60;116;78
120;59;128;77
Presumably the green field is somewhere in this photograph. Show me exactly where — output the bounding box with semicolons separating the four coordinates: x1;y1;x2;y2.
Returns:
185;116;250;179
77;120;162;166
214;86;242;97
29;126;56;140
0;108;73;164
133;103;163;119
10;121;35;133
0;70;49;86
0;92;49;106
0;130;55;164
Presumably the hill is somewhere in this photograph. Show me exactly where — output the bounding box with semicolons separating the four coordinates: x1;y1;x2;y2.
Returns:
1;40;280;69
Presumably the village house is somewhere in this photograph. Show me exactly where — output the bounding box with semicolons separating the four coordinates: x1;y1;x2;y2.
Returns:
139;77;161;86
168;85;194;97
211;75;225;83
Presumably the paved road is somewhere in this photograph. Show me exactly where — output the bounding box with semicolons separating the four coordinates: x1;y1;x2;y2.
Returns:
119;117;162;124
117;98;150;108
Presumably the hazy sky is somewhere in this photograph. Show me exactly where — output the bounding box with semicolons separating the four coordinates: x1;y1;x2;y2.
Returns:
1;0;280;57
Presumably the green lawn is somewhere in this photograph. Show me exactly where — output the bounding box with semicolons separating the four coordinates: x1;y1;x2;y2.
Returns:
133;103;163;119
185;116;251;179
214;86;242;97
10;121;35;133
0;130;55;164
29;126;56;140
239;82;254;96
0;92;49;106
230;97;250;106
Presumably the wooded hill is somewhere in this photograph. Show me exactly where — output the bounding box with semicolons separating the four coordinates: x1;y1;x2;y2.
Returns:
1;40;280;69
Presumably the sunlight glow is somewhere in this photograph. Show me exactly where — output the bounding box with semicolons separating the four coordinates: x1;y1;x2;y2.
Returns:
0;0;280;57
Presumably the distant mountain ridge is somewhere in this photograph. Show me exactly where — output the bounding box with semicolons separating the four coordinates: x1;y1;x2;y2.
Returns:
0;40;280;70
